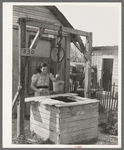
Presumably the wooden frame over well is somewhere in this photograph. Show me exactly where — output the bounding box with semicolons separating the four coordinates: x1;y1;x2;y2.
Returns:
17;17;92;136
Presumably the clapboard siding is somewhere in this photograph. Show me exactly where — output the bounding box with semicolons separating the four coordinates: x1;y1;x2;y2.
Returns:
13;6;61;25
13;12;60;25
92;46;118;88
13;6;58;20
14;6;52;14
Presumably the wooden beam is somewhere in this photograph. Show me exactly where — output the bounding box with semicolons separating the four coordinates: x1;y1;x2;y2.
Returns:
76;35;86;54
84;33;92;98
29;27;45;49
13;24;70;37
29;30;40;49
71;36;86;61
12;85;22;110
17;18;26;136
64;37;70;93
71;37;82;52
26;18;89;37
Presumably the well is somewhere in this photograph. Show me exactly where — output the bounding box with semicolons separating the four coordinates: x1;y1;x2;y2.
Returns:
25;93;99;144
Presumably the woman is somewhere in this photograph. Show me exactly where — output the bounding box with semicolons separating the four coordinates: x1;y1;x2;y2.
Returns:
30;63;60;97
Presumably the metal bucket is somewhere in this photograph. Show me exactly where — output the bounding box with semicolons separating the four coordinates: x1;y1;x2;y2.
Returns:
53;81;64;92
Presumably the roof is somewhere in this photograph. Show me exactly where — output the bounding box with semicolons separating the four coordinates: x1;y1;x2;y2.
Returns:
46;6;73;28
46;6;85;52
93;45;118;51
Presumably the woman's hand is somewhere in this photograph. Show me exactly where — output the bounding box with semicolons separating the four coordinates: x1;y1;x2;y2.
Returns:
56;74;60;81
36;88;43;93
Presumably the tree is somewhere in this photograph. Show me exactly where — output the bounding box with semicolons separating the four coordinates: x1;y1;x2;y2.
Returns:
70;43;85;63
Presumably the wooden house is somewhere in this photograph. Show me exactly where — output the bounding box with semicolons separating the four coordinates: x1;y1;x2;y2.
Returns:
92;46;118;93
12;6;90;117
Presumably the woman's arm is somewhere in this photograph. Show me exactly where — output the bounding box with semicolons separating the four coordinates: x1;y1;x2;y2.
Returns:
30;82;39;92
49;73;60;82
30;74;42;93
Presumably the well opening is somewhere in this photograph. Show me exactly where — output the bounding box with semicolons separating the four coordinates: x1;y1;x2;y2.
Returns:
51;96;77;103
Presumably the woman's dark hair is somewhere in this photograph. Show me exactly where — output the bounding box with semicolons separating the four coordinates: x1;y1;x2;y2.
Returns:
37;63;48;73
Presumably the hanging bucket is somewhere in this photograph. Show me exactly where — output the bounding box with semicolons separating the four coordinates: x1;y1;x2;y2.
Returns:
53;81;64;92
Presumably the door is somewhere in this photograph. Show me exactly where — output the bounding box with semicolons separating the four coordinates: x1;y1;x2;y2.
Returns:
102;59;113;91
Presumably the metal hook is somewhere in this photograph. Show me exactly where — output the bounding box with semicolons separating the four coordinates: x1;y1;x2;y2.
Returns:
57;26;63;45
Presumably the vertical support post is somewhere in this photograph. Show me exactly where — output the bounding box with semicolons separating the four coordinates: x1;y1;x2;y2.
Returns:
85;33;92;98
17;18;26;136
64;37;70;93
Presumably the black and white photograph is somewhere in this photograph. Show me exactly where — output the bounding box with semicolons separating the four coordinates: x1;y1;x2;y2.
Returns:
3;2;121;148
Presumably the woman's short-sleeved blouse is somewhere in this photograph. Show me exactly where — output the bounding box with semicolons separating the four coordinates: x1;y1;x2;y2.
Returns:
31;73;54;86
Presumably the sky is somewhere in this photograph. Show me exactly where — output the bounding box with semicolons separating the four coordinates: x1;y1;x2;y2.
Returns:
56;4;121;47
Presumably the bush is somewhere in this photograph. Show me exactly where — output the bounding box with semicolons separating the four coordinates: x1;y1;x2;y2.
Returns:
99;109;118;136
106;109;118;135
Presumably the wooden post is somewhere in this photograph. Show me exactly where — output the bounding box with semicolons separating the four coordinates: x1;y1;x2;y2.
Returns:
64;37;70;93
84;33;92;98
17;18;26;136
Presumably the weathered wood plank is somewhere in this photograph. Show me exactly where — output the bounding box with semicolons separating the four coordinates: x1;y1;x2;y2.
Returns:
30;104;60;117
31;107;98;128
31;106;98;123
60;117;98;130
30;122;58;137
31;103;98;118
84;33;92;98
30;109;59;123
30;125;57;143
31;102;60;113
13;7;58;20
30;118;59;133
59;102;98;113
25;93;78;102
64;37;70;93
14;6;52;14
13;11;60;25
60;126;98;140
60;112;98;124
30;114;98;136
55;101;99;108
60;131;98;144
30;113;58;128
60;124;98;135
17;18;26;136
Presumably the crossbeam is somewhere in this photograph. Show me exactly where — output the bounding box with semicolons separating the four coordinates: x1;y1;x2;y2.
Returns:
18;17;86;53
71;37;82;52
26;18;89;37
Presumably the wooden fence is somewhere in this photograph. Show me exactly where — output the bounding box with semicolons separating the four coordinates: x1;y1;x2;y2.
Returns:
96;83;118;112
